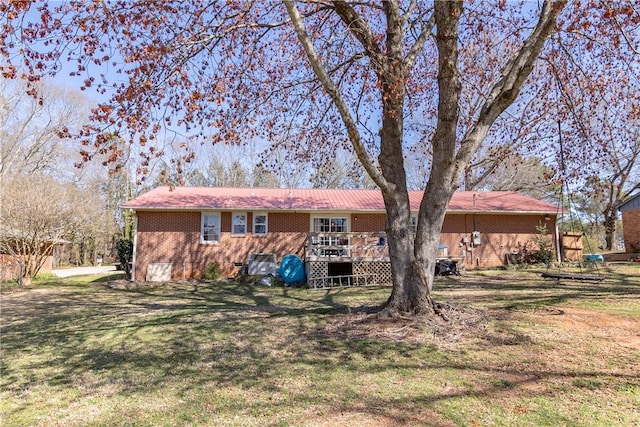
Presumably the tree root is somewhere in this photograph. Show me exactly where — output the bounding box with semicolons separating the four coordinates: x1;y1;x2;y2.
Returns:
375;307;414;321
432;301;451;322
376;300;451;321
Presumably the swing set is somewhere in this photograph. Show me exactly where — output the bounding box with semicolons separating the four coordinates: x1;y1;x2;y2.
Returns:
540;122;605;283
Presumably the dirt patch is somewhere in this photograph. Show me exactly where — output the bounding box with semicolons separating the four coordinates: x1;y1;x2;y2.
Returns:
529;307;640;350
318;303;492;350
318;303;640;353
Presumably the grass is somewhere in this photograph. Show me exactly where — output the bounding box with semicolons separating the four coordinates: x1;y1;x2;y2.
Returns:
1;264;638;426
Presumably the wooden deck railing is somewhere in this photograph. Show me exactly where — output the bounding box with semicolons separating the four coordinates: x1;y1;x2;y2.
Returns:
306;232;389;260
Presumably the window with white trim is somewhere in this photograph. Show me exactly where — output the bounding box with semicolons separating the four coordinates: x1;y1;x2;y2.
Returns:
253;212;268;235
411;216;417;234
312;217;348;233
311;216;349;256
232;213;247;235
201;213;220;243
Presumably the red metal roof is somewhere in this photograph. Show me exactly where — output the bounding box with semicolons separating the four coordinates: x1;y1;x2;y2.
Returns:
123;187;559;214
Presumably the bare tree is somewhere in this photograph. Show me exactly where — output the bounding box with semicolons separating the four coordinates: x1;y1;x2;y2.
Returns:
0;80;88;178
250;164;281;188
310;152;376;189
0;174;102;285
0;80;123;270
467;154;556;199
577;131;640;250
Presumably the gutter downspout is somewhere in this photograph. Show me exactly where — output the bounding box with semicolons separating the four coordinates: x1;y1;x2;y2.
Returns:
131;213;138;281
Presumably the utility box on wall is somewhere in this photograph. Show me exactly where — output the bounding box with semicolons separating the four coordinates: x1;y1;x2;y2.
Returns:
472;231;482;245
248;253;277;276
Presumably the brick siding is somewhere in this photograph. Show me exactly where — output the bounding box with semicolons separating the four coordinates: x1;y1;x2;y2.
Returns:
133;210;557;281
0;253;53;281
134;211;309;281
351;213;386;232
621;209;640;253
0;254;21;281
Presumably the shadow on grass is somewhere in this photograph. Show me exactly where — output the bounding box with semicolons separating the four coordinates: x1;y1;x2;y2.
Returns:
92;273;127;283
433;266;639;311
1;279;380;392
2;268;638;425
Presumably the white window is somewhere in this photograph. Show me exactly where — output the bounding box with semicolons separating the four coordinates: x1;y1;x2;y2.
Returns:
311;216;349;256
411;216;417;234
253;213;268;235
312;217;348;233
201;213;220;243
232;213;247;235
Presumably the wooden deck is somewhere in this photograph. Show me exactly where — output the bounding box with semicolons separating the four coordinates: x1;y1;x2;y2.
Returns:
303;232;463;288
305;232;391;288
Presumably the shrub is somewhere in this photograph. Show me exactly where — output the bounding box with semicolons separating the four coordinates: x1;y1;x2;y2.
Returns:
524;223;554;266
115;239;133;278
202;262;221;281
525;248;553;265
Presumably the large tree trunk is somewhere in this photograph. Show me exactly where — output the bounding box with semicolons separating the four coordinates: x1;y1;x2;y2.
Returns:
377;87;435;314
383;0;464;315
380;172;453;316
378;139;436;315
603;207;616;251
381;190;432;315
377;2;438;316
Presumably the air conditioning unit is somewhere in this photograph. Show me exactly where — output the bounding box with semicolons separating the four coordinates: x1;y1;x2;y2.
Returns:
248;253;277;276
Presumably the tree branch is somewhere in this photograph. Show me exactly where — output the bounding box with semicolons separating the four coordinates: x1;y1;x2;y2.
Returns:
331;0;386;77
403;12;435;75
455;0;567;173
431;0;462;170
283;0;387;190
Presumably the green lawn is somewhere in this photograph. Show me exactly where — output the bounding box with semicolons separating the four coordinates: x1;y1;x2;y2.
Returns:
1;264;639;426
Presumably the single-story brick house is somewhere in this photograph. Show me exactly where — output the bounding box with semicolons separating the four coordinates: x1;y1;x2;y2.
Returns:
122;187;559;283
618;192;640;253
